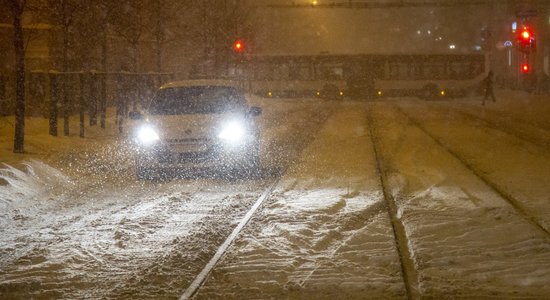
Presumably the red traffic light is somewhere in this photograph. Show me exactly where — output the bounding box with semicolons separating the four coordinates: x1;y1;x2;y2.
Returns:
521;63;530;73
517;26;535;52
232;39;245;53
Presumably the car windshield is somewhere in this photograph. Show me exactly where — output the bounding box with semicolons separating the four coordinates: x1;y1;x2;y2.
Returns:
148;86;246;115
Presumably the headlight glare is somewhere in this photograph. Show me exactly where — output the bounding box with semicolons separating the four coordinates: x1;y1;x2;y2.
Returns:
218;121;246;143
137;126;160;145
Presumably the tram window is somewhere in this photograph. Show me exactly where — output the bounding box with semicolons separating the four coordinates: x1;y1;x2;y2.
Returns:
317;66;343;80
412;62;424;80
424;63;443;80
331;67;343;80
469;61;483;78
449;62;461;79
289;64;311;80
254;63;271;80
273;63;290;80
389;63;399;80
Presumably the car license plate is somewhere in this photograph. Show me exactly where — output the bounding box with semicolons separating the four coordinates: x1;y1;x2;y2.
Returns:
169;143;208;153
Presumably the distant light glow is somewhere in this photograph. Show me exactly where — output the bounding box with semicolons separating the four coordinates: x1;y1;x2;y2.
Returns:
440;90;445;96
522;30;530;40
522;63;530;73
449;44;456;49
312;0;318;5
512;21;517;32
232;39;245;53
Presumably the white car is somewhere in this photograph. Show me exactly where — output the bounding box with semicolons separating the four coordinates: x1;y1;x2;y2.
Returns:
131;80;262;179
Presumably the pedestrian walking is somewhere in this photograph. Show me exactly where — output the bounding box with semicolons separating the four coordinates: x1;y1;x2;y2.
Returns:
483;71;496;105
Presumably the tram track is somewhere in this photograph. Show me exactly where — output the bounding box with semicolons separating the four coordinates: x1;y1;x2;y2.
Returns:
366;105;419;300
392;103;550;237
426;102;550;150
178;103;338;299
181;100;549;300
180;179;280;300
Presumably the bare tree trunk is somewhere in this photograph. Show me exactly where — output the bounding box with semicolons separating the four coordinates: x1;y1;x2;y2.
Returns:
154;0;163;73
62;0;70;136
89;73;98;126
9;0;26;153
100;74;107;129
78;73;86;138
0;75;6;115
100;32;108;129
202;1;208;76
130;43;139;111
49;73;58;136
155;41;162;73
62;75;70;136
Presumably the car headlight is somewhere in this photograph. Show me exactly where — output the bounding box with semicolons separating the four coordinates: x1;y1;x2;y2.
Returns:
218;121;246;144
136;126;160;146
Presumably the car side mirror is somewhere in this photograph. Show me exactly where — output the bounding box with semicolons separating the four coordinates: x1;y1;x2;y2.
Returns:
129;111;143;120
249;106;262;117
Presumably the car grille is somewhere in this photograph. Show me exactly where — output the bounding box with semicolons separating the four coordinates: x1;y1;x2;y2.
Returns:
166;138;211;144
160;138;216;163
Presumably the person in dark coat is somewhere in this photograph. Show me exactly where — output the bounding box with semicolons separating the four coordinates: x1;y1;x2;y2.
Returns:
483;71;496;105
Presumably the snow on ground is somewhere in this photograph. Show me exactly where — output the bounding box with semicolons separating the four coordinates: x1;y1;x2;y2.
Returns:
0;166;264;299
197;92;550;299
1;91;550;299
0;97;335;299
370;100;550;298
198;103;406;299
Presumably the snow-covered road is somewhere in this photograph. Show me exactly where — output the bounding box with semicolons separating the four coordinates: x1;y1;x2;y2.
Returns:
1;93;550;299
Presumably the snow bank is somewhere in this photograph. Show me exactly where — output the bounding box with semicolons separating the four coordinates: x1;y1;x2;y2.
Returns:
0;160;72;211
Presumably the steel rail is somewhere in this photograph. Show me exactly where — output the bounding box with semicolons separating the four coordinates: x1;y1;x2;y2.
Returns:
429;103;550;149
394;104;550;237
178;104;341;299
366;105;420;300
179;179;280;300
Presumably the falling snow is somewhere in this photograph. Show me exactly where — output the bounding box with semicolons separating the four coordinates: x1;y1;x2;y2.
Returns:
1;92;550;299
